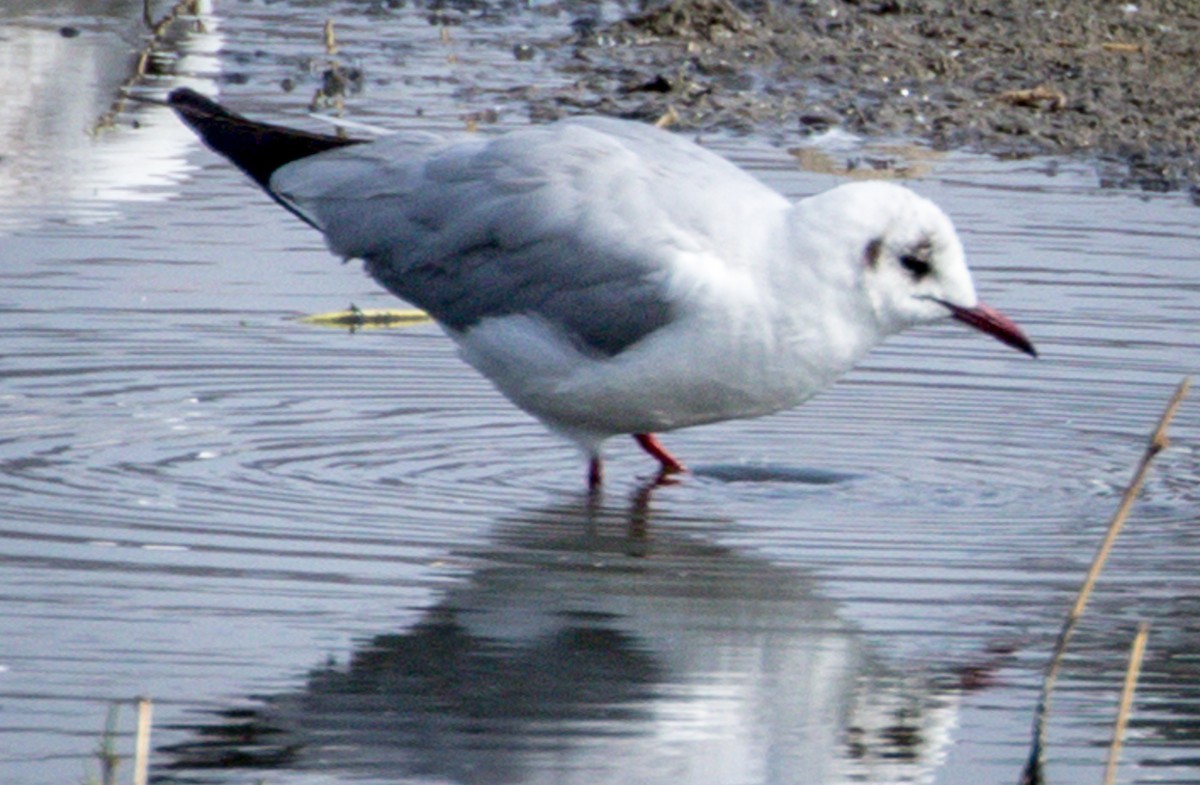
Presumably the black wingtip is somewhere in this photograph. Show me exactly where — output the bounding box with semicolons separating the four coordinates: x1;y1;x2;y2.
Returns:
168;87;239;123
168;87;362;189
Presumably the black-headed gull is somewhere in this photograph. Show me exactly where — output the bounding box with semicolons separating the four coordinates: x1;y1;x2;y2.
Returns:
168;88;1035;488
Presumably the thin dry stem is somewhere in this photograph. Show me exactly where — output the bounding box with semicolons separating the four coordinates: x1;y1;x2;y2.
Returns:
324;19;339;55
133;697;153;785
1103;623;1150;785
1020;377;1190;784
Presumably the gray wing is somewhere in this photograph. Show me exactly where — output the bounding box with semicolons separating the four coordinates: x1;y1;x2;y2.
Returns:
270;118;784;356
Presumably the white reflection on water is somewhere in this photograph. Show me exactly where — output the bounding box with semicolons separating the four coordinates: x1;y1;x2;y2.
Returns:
0;0;220;230
159;498;967;785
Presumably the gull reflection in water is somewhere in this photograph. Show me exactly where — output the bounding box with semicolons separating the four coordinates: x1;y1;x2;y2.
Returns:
162;493;975;785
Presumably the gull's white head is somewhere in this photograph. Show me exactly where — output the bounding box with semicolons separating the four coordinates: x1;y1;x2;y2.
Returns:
800;181;1036;356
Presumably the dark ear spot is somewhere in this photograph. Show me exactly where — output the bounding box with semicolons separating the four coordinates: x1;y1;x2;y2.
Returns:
864;238;883;269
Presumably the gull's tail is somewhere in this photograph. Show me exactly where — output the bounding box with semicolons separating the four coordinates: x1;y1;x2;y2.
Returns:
168;88;361;190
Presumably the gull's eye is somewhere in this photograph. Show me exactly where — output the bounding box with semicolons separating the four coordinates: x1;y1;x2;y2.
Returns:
899;254;932;280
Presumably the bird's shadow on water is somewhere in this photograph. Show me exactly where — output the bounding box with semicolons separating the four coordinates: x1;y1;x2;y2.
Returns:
607;461;863;498
155;491;994;785
691;462;862;485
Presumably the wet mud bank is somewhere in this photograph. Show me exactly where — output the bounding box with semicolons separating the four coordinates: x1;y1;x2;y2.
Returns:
523;0;1200;195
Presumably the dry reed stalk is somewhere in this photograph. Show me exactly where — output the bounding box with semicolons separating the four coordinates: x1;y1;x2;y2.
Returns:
1019;377;1190;785
324;19;339;55
133;697;153;785
1102;623;1150;785
97;0;207;133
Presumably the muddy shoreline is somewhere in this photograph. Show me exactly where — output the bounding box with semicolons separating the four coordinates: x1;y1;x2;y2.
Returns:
515;0;1200;196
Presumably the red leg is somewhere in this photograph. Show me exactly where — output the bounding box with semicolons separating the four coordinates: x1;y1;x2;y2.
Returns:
634;433;687;474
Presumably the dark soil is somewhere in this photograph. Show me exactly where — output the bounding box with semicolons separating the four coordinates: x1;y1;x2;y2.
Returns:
521;0;1200;195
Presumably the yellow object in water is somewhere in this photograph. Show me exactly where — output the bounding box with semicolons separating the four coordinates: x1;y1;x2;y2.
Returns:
299;305;431;330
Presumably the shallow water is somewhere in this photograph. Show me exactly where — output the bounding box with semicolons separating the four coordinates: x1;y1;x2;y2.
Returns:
2;2;1199;785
